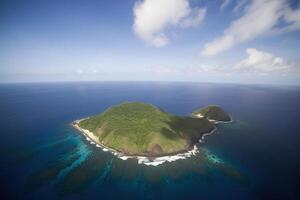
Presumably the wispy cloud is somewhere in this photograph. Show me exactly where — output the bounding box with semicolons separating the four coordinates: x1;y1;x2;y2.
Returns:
233;0;248;13
153;48;297;76
220;0;232;11
76;68;83;74
202;0;300;56
75;68;101;75
133;0;206;47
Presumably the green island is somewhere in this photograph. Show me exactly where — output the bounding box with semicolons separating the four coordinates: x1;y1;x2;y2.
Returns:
192;105;231;122
73;102;231;157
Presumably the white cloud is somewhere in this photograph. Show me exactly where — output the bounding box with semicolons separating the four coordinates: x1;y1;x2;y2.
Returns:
234;48;295;74
133;0;206;47
202;0;300;56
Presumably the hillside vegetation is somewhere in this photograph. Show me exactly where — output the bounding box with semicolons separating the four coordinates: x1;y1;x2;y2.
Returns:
192;105;231;122
79;102;215;156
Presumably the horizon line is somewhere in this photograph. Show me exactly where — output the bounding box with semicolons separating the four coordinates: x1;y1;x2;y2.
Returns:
0;80;299;87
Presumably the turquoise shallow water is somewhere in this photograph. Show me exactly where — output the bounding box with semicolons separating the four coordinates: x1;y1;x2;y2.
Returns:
0;82;300;199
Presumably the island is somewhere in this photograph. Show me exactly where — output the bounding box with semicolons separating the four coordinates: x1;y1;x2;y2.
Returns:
72;102;231;158
192;105;231;122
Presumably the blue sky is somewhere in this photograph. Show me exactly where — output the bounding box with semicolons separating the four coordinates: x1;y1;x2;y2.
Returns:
0;0;300;85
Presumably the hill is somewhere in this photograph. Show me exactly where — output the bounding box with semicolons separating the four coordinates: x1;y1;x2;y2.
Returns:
192;105;231;122
77;102;215;156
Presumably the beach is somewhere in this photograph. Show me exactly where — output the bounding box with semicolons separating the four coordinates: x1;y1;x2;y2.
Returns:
72;119;117;154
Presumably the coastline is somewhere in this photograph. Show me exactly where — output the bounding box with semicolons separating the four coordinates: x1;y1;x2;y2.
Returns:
72;119;120;154
71;117;228;166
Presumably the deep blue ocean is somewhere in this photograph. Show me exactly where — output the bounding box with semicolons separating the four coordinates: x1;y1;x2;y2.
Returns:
0;82;300;200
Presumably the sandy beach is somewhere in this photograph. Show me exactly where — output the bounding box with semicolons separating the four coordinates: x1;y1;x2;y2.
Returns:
72;119;118;154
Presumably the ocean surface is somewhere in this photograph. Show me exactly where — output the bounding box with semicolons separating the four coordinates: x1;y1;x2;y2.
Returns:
0;82;300;200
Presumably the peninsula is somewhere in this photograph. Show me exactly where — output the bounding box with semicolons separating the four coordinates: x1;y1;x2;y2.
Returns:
192;105;231;122
73;102;231;157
